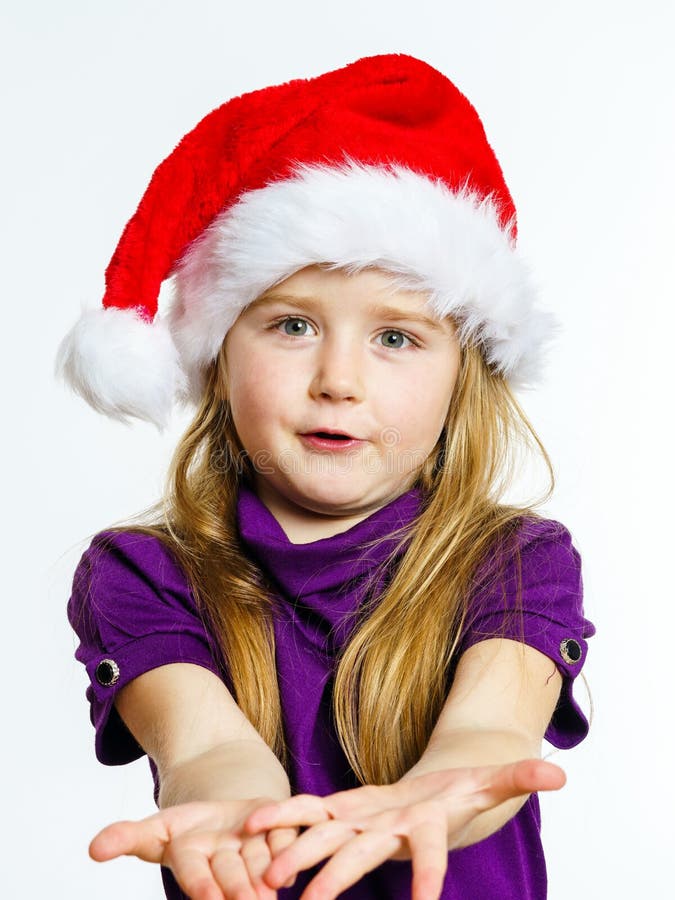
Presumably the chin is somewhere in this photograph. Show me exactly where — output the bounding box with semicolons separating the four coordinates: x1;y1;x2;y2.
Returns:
286;478;379;514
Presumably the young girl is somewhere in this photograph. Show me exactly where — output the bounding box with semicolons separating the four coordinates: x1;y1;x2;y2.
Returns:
56;53;595;900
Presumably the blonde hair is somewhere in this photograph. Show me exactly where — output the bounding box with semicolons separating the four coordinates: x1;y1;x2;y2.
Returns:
100;331;553;785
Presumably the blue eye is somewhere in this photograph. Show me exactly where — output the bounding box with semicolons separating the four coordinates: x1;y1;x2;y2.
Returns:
278;317;314;336
380;330;412;349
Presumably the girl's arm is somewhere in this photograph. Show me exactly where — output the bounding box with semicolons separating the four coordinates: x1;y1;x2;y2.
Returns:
112;662;291;806
90;662;297;899
396;636;563;846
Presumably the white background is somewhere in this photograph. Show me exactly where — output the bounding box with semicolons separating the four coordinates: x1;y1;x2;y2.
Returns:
3;1;673;897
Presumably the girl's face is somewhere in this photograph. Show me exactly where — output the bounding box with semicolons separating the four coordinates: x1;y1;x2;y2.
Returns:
223;265;461;542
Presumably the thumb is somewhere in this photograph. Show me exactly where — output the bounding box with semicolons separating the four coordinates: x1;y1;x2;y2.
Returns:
89;817;169;863
473;758;566;809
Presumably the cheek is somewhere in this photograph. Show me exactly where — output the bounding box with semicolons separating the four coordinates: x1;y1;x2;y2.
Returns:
227;349;297;436
376;365;455;447
230;367;273;422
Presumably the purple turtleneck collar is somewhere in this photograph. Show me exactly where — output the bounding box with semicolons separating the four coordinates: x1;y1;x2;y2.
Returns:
235;480;424;603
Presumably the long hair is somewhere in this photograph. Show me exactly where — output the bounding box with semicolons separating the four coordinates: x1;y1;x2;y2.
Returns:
100;329;554;785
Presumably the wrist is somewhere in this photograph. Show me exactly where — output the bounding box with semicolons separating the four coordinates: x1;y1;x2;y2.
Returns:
159;739;291;807
401;727;540;781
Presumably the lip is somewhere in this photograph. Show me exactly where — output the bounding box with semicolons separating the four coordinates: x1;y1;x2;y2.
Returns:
299;433;365;452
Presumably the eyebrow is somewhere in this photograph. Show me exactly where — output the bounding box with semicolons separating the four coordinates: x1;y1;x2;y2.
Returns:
250;292;448;334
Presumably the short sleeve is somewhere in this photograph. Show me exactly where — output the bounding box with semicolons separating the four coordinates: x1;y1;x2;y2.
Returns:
66;529;224;765
457;518;596;749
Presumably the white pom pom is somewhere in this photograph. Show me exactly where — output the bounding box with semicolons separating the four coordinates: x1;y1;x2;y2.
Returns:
54;304;188;431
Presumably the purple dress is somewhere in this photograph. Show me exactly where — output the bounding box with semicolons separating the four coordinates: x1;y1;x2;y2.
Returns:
67;482;595;899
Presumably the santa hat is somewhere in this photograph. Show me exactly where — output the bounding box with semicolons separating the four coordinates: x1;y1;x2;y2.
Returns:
54;53;558;431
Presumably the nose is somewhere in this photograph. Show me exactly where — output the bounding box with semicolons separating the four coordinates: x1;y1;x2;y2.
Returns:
309;336;365;402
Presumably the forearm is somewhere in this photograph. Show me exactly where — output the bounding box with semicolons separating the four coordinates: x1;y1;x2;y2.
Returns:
159;739;292;808
399;728;542;848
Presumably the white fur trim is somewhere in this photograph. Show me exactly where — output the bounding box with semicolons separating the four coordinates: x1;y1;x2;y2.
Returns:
54;303;187;431
169;160;559;398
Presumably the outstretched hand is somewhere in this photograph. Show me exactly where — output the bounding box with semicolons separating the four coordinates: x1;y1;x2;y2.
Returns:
242;759;566;900
89;797;299;900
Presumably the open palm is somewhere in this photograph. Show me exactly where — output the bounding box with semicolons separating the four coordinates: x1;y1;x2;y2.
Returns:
89;796;299;900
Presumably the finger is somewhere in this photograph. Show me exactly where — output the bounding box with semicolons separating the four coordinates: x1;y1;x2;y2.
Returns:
263;820;357;889
244;794;332;833
209;843;259;900
266;828;300;889
407;821;448;900
266;826;299;859
297;830;402;900
472;759;566;811
89;817;169;863
239;832;273;887
166;844;230;900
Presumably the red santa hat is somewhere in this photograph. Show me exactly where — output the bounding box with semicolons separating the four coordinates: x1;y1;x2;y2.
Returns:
54;52;558;431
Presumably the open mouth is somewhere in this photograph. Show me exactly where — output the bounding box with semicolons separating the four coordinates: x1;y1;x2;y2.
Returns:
300;431;363;449
311;432;351;440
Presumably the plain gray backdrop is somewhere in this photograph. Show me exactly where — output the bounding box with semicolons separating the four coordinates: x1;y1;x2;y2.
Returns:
3;1;673;897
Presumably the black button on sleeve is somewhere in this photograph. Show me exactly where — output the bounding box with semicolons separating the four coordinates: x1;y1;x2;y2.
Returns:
95;658;120;686
559;638;582;665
